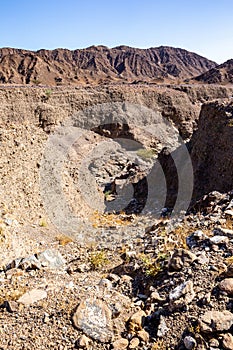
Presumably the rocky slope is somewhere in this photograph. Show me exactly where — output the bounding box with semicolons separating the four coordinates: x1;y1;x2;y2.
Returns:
192;59;233;84
0;46;216;85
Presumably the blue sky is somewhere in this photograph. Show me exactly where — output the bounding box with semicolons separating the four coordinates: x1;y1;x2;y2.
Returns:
1;0;232;63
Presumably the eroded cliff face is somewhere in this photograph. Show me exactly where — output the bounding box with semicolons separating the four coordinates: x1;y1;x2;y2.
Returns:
191;100;233;201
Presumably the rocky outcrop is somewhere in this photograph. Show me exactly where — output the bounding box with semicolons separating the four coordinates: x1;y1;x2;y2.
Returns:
0;45;216;85
191;100;233;200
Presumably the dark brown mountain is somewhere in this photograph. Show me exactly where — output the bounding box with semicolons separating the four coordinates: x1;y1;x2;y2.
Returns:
0;46;216;85
193;59;233;84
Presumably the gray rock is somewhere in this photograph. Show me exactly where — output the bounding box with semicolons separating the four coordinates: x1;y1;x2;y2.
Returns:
169;280;195;310
209;235;229;245
199;310;233;333
157;315;169;337
214;227;233;236
98;278;112;290
19;255;41;270
218;278;233;296
193;230;207;240
36;249;66;269
196;252;209;265
72;298;113;343
168;249;197;271
183;335;197;350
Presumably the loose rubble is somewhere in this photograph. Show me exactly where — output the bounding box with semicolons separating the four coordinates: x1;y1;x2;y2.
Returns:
0;190;232;349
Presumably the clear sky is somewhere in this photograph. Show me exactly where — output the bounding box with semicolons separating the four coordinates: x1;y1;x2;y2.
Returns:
1;0;232;64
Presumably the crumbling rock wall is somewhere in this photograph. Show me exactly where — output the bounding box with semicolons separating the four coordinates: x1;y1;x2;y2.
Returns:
191;100;233;200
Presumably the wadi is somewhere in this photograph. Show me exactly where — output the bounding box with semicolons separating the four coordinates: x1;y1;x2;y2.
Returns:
0;45;233;350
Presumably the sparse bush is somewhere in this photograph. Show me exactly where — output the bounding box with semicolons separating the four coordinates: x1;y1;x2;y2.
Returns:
139;252;167;276
39;219;47;227
91;210;133;228
152;339;166;350
136;148;157;160
89;250;109;270
32;79;41;86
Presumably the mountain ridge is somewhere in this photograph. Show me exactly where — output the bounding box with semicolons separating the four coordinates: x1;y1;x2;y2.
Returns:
193;58;233;84
0;45;217;85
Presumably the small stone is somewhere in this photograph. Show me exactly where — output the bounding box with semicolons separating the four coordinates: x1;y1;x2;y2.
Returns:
112;338;129;349
199;310;233;333
150;290;165;302
209;236;229;245
110;302;122;318
76;334;90;348
107;273;120;283
219;278;233;295
4;300;19;313
168;249;197;271
224;263;233;277
98;278;112;290
169;280;195;310
187;230;208;248
72;298;113;343
17;289;47;305
6;258;22;270
124;251;137;259
19;255;41;270
43;313;50;323
196;252;209;265
222;333;233;350
214;227;233;236
76;263;89;273
137;329;149;343
157;316;169;337
121;275;133;283
209;338;219;347
129;337;140;349
193;230;207;240
36;249;66;269
225;209;233;217
183;335;197;350
128;310;146;332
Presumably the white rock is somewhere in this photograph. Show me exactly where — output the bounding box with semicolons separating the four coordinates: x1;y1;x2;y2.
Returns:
18;289;47;305
169;280;195;310
209;235;229;245
184;335;197;349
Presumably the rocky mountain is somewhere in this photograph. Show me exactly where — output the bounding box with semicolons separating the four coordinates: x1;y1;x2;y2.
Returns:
193;59;233;84
0;46;217;85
